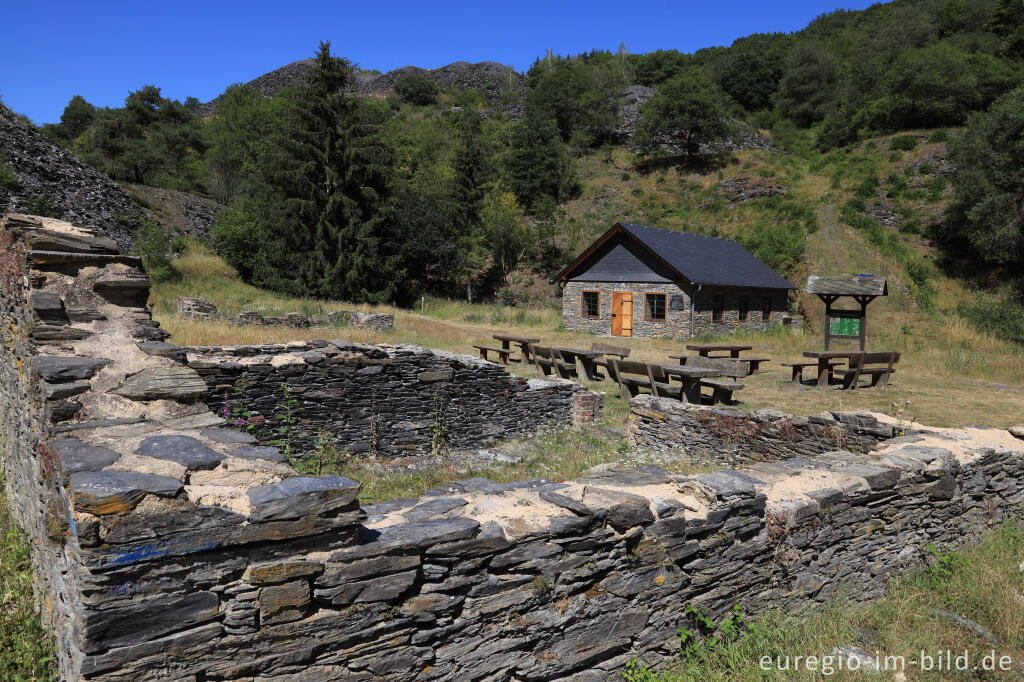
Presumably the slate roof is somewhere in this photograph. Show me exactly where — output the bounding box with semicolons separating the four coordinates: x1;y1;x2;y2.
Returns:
805;275;888;297
555;222;795;289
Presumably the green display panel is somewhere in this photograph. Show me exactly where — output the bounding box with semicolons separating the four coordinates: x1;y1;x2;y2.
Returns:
829;316;861;336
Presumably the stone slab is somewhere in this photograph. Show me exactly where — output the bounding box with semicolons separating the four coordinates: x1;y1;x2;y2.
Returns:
31;356;111;382
71;470;184;514
247;476;361;523
54;439;121;473
136;435;225;472
230;446;288;463
113;367;208;401
200;427;257;444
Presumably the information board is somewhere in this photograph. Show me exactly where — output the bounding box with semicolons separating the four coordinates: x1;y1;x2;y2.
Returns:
829;316;861;336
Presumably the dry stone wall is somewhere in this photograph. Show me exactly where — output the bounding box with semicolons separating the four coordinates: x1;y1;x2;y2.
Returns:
627;395;896;466
185;341;598;456
3;213;1024;681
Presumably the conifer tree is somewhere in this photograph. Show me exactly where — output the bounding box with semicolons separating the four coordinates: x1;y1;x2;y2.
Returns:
450;112;488;301
263;41;403;303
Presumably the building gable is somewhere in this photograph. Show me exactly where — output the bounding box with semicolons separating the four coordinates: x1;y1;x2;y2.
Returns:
567;233;677;283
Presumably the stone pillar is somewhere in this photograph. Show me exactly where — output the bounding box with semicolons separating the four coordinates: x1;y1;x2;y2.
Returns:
571;390;604;425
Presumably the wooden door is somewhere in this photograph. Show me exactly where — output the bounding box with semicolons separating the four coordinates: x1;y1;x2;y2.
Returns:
612;292;633;337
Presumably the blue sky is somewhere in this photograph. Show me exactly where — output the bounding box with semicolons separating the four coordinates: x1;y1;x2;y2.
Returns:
3;0;879;124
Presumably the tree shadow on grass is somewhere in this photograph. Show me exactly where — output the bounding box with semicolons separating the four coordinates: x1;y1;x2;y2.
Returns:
633;153;731;175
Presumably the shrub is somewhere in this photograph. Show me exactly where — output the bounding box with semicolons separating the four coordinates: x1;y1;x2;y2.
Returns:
957;294;1024;345
394;73;438;106
0;144;19;189
890;135;919;151
135;219;174;282
927;129;948;143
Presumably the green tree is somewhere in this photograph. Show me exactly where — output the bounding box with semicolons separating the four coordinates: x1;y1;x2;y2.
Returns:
79;85;206;191
945;86;1024;270
481;187;528;281
259;41;404;302
774;42;841;127
205;85;287;204
450;113;489;301
504;103;578;210
43;95;95;144
394;72;438;106
708;33;791;112
631;72;732;156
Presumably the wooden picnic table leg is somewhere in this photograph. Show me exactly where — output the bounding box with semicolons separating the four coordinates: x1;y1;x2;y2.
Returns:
682;377;703;404
520;342;532;363
580;357;600;382
816;358;830;387
730;350;741;358
698;350;710;358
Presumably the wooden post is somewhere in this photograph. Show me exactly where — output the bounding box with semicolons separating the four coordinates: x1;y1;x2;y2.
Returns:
820;294;838;350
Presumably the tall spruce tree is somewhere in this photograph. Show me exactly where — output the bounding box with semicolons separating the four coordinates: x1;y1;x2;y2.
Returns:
450;112;488;301
264;41;403;303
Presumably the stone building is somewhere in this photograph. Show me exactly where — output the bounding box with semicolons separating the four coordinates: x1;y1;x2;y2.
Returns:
554;222;795;338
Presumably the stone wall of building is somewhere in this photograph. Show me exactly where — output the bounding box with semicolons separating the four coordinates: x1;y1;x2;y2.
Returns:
562;281;795;339
184;341;599;457
627;396;897;467
5;214;1024;682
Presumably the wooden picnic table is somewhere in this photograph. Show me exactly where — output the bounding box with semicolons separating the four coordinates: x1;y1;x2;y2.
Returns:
802;350;863;387
686;343;753;358
660;364;720;403
492;334;541;362
672;350;768;376
554;347;606;382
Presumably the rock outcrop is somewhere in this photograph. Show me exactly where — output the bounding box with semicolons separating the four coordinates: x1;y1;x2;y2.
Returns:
197;60;529;115
0;106;140;251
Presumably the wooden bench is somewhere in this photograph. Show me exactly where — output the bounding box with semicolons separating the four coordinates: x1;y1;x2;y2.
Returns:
532;345;578;380
590;342;631;378
838;352;900;389
473;345;513;364
700;377;746;405
646;363;682;400
780;360;843;385
608;359;653;399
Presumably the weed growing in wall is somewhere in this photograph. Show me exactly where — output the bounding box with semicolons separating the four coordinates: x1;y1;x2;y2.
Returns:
431;388;448;456
0;473;56;680
268;383;302;459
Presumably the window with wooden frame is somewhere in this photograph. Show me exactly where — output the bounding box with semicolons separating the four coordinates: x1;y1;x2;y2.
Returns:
761;295;773;321
644;293;667;321
712;294;724;322
580;291;600;318
738;295;750;321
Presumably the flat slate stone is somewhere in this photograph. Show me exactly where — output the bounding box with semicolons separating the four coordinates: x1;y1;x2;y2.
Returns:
71;470;183;514
113;367;208;401
247;475;360;522
31;356;111;382
539;489;593;517
402;497;469;522
136;342;186;363
50;418;146;434
200;427;257;444
363;517;481;549
31;291;68;323
229;446;287;463
44;380;91;400
54;439;121;473
136;435;225;472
